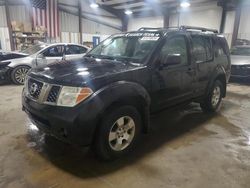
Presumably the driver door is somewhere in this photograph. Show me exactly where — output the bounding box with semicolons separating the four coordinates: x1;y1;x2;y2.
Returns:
42;45;65;64
152;34;195;110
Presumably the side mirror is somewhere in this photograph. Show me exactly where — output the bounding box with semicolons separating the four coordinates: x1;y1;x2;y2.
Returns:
163;54;181;66
37;53;45;59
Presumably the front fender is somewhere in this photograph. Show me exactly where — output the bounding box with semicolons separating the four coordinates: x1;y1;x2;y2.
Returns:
84;81;151;134
94;81;151;110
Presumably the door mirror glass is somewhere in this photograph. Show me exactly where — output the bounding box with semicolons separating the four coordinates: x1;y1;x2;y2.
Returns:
164;54;181;66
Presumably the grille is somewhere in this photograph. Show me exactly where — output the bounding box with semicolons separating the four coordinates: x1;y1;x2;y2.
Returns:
231;65;250;76
28;78;43;99
46;85;61;103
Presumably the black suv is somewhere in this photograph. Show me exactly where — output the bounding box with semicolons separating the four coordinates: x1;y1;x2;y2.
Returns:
22;26;231;160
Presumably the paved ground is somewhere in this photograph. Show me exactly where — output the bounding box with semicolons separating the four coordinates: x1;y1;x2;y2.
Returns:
0;82;250;188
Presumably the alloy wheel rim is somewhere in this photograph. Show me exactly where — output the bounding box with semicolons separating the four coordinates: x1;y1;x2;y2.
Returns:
108;116;135;151
15;67;29;84
211;86;221;107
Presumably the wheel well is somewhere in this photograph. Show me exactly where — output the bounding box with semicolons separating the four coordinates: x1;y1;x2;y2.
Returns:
95;96;149;137
215;74;226;97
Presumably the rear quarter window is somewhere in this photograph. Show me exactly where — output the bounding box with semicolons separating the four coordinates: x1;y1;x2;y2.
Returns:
191;35;213;63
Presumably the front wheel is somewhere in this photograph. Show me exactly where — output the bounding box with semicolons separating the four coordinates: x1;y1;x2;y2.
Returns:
11;65;30;85
93;105;141;161
200;80;223;113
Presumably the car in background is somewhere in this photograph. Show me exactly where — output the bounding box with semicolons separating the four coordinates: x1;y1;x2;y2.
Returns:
230;45;250;79
0;43;90;84
0;50;28;61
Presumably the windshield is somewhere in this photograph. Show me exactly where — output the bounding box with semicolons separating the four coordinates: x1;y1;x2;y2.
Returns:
88;33;160;63
231;47;250;56
21;44;47;55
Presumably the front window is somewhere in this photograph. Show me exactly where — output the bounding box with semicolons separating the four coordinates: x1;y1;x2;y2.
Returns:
231;47;250;56
21;44;47;55
88;33;160;63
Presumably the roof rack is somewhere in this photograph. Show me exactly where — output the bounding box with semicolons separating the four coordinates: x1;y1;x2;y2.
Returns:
138;26;218;33
138;27;165;31
180;26;218;33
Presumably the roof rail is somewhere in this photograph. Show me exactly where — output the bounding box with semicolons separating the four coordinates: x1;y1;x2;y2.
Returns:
138;26;218;33
180;25;218;33
138;27;164;31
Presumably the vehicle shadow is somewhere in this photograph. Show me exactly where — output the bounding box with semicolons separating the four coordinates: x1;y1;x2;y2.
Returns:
26;103;217;179
0;80;12;86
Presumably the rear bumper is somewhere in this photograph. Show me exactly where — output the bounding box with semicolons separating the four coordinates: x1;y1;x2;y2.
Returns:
22;90;101;146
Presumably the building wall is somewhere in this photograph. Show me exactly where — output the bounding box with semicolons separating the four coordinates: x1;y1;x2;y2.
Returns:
9;5;30;24
238;6;250;40
128;16;164;31
0;6;10;50
127;2;236;47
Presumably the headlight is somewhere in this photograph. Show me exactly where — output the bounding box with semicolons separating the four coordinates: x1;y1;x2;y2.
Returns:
57;86;93;107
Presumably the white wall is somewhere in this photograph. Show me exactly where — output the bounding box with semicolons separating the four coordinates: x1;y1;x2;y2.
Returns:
60;11;79;33
9;5;30;24
0;27;11;51
0;6;10;50
128;16;163;31
238;6;250;40
224;11;235;46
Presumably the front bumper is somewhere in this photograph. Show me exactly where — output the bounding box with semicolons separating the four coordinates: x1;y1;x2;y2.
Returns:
22;90;102;146
0;67;11;80
231;65;250;78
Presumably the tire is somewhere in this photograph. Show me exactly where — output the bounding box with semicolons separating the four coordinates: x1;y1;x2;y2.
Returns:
93;105;142;161
11;65;31;85
200;80;223;113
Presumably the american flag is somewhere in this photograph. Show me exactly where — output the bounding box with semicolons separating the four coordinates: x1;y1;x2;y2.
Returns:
31;0;59;38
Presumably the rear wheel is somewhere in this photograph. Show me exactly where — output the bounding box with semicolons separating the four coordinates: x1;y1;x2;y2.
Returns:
93;105;141;160
200;80;223;113
11;65;30;85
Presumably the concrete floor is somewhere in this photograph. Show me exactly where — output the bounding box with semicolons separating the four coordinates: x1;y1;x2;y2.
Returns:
0;82;250;188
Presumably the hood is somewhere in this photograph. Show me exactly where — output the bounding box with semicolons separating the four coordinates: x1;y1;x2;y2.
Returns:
29;57;143;86
231;55;250;65
0;51;28;61
3;56;34;67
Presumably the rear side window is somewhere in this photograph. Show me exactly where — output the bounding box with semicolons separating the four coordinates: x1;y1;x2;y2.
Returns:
43;45;64;57
191;35;213;63
65;45;87;55
214;38;228;57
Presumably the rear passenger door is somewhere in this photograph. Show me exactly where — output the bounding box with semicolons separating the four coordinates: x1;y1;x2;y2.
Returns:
42;45;65;64
191;34;214;95
65;45;88;60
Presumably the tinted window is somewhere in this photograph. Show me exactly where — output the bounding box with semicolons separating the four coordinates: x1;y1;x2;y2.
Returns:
214;38;227;57
43;45;64;57
192;35;207;63
203;37;213;60
65;45;87;55
160;35;188;65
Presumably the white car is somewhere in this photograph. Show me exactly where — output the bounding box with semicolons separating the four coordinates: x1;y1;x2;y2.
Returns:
0;43;90;84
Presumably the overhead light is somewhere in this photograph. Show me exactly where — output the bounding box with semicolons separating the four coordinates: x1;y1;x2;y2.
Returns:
125;10;133;15
180;1;190;8
90;3;99;8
